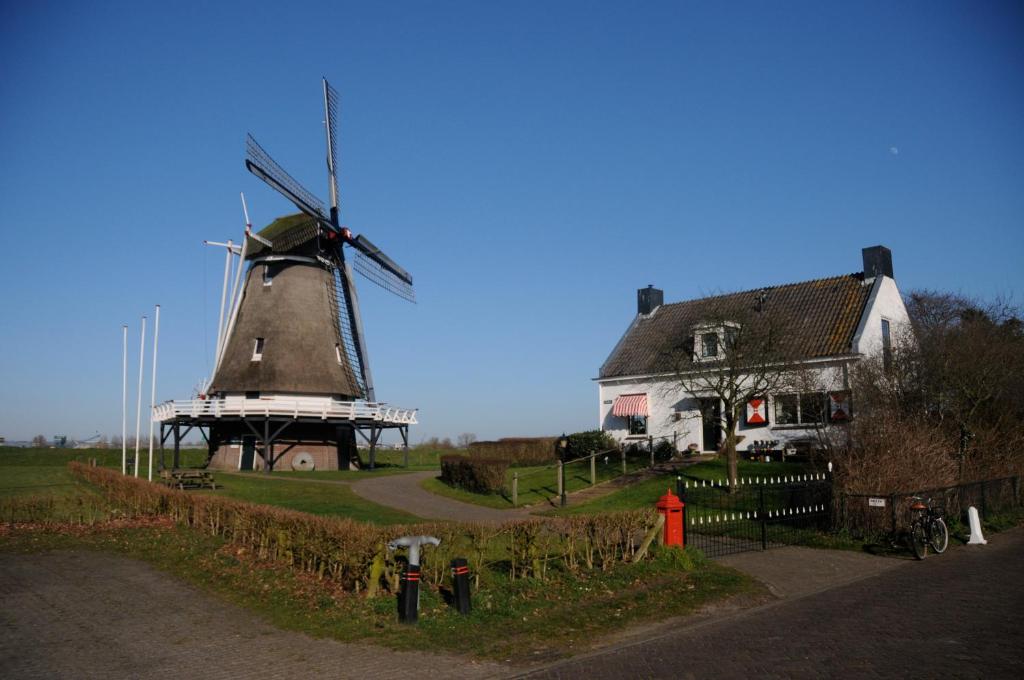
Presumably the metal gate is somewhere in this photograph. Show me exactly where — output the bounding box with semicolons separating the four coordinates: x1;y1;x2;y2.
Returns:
680;473;832;558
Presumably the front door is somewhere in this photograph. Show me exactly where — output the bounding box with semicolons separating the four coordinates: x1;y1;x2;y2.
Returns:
700;399;722;452
239;437;256;471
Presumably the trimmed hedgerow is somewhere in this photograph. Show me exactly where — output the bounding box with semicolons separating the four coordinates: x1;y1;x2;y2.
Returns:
439;455;508;494
69;463;660;593
466;437;558;466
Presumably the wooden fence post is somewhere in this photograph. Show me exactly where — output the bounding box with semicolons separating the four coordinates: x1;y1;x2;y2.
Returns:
621;446;627;475
512;472;519;507
649;436;654;467
557;461;563;499
590;453;596;485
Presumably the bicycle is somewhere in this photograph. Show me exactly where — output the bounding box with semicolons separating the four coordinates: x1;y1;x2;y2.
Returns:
906;495;949;560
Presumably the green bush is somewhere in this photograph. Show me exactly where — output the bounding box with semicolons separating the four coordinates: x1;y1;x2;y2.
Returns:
466;438;557;466
565;430;617;460
439;455;509;494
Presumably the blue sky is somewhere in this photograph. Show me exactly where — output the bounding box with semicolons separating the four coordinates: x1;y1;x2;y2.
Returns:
1;1;1022;443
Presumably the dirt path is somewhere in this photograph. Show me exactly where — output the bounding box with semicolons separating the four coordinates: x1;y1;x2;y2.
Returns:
351;471;534;524
0;550;508;680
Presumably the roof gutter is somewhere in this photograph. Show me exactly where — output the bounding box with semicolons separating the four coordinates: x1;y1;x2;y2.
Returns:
594;353;864;384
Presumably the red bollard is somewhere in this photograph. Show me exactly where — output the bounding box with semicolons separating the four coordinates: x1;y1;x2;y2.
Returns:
656;489;685;547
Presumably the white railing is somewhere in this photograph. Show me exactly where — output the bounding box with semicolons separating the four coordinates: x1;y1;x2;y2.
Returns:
153;397;417;425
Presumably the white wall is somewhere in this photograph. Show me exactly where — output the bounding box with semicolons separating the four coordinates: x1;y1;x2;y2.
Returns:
852;276;911;356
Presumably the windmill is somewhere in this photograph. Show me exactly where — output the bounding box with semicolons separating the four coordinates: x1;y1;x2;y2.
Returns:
154;79;418;474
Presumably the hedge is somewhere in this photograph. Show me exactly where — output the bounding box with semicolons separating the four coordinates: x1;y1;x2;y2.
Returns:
68;463;660;591
466;437;558;465
439;455;508;494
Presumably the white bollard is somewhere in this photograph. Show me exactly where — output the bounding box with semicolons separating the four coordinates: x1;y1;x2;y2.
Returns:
967;506;988;545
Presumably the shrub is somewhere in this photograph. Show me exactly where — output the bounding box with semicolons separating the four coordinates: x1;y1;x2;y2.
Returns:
466;437;558;466
439;455;509;494
565;430;617;460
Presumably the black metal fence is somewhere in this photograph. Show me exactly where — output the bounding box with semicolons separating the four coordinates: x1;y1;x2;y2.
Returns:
679;474;832;558
838;476;1022;538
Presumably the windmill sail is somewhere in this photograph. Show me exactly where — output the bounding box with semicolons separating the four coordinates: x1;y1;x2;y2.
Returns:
352;249;416;302
246;135;329;222
323;79;341;224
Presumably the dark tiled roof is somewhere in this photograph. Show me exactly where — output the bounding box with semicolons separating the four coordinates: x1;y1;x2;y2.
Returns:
599;274;872;379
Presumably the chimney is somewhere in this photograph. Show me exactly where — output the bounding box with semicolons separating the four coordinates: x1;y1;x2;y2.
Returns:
862;245;894;279
637;285;663;316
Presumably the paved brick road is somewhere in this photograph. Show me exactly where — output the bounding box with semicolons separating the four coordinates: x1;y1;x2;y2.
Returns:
0;550;506;680
521;528;1024;679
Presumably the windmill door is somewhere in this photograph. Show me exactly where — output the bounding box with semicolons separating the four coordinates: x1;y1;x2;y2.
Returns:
700;398;722;452
239;437;256;471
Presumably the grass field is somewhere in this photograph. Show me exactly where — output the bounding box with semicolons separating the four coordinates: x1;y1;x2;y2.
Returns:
0;447;418;524
208;473;419;524
0;447;200;502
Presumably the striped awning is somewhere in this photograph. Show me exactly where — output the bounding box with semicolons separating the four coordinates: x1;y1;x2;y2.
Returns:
612;394;649;417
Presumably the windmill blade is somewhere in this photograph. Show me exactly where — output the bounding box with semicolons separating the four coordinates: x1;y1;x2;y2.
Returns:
351;248;416;303
245;134;330;223
349;234;413;285
323;78;341;221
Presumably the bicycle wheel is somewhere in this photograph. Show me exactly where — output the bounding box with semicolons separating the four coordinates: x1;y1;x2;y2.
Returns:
929;517;949;554
909;522;928;560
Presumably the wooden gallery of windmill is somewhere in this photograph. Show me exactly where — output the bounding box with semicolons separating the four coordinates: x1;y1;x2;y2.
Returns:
153;80;417;472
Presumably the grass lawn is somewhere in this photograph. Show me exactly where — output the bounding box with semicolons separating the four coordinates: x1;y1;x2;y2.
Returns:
206;473;420;525
0;447;417;525
548;457;816;517
421;456;653;509
0;524;763;662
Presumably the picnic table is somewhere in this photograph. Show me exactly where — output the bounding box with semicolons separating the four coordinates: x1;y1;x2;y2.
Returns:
159;469;217;490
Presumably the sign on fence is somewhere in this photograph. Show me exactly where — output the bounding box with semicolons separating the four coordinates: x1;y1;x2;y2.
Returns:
868;497;886;508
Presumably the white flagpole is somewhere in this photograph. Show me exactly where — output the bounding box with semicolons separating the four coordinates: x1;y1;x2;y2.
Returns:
133;315;147;477
147;305;160;481
122;324;128;475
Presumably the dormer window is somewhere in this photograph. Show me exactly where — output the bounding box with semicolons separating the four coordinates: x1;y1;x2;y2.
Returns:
701;333;719;358
692;321;740;361
252;337;264;361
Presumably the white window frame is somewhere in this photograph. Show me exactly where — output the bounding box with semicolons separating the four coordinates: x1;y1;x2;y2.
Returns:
252;337;264;362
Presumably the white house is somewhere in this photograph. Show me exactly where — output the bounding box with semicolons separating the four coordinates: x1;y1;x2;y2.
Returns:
596;246;909;456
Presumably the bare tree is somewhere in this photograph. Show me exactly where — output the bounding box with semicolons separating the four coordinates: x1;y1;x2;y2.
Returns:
456;432;477;449
662;297;799;489
31;434;48;447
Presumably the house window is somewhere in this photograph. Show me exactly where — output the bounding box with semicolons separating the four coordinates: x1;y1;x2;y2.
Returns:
775;394;798;424
799;393;826;424
628;415;648;436
775;393;825;425
335;344;343;365
263;263;279;286
724;326;738;350
252;337;264;361
881;318;892;372
701;332;719;358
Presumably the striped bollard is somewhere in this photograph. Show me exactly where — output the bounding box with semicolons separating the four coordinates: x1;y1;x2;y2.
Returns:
451;558;472;615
